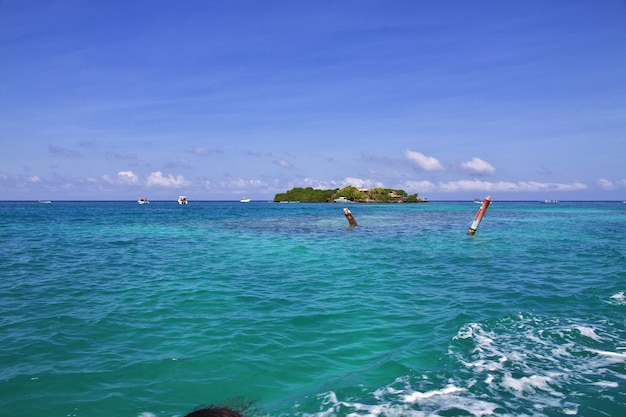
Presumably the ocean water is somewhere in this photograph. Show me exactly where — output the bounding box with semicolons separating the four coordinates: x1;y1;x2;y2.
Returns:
1;201;625;417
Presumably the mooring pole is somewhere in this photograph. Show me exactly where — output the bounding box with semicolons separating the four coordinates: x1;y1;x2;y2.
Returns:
467;196;491;235
343;207;358;227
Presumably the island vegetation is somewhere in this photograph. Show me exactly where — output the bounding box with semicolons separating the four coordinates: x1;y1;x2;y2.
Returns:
273;186;427;203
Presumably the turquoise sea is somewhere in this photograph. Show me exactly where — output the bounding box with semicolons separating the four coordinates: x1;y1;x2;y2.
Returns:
1;201;625;417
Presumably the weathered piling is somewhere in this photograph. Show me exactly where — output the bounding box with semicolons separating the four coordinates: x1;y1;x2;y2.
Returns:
467;196;491;235
343;207;358;227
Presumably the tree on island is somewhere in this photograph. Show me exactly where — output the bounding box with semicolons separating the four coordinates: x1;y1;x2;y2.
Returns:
273;187;337;202
274;186;425;203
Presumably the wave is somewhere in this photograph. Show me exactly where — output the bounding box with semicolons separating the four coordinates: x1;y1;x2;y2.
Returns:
290;308;626;417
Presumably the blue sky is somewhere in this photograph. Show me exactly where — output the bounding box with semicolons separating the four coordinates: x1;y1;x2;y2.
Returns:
1;0;625;201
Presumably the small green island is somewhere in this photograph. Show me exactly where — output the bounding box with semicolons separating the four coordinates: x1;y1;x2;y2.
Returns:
274;186;428;203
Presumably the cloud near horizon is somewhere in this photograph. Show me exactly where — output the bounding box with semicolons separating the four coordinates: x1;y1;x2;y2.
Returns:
435;179;588;193
595;178;626;190
404;150;444;171
117;171;139;184
102;171;189;188
219;178;268;190
460;157;496;175
146;171;189;188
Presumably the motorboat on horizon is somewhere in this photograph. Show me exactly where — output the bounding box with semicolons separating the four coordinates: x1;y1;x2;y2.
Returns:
178;196;188;204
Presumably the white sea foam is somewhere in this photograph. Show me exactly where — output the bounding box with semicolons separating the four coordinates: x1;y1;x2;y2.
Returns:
501;374;561;397
446;313;626;415
309;380;502;417
402;385;501;417
592;380;619;388
608;291;625;305
575;325;602;342
403;384;465;403
303;314;623;417
587;348;626;361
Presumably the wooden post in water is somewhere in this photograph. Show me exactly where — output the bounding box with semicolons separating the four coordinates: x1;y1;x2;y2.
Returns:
343;207;358;227
467;196;491;235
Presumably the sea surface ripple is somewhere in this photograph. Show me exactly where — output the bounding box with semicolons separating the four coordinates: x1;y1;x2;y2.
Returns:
0;201;624;417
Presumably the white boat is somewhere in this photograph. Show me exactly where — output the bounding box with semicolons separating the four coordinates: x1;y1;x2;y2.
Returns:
240;198;251;203
178;195;188;205
334;196;352;203
474;198;482;204
542;199;559;204
38;200;52;204
137;197;149;204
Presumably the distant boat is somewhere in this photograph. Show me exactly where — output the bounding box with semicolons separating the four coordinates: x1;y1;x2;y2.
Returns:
542;199;559;204
178;195;188;205
240;197;251;203
137;197;149;204
474;198;482;204
38;200;52;204
334;196;352;203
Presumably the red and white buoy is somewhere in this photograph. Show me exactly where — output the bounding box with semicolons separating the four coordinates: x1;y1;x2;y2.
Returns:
467;196;491;235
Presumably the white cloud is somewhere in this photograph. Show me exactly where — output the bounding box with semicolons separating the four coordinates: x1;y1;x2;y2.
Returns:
460;157;495;175
146;171;189;188
341;177;384;189
207;178;269;191
229;178;266;189
26;176;41;183
293;177;335;190
437;180;588;192
524;181;587;191
438;179;513;192
276;160;291;168
404;150;444;171
597;179;614;190
117;170;139;184
403;180;436;192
